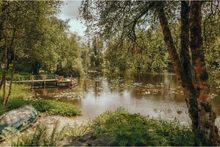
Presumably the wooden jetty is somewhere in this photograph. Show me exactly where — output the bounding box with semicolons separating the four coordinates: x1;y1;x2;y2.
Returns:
14;75;77;88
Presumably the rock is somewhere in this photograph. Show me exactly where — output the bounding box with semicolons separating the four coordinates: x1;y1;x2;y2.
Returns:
80;133;93;141
90;135;113;146
177;110;182;114
64;133;113;146
167;109;172;113
0;105;38;133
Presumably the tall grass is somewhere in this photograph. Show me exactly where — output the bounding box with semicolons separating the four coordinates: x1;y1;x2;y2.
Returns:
7;122;91;146
10;122;68;146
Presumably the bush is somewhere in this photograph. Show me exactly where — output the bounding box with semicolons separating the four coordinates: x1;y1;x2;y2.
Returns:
0;84;80;116
6;98;30;110
8;109;196;146
32;99;80;116
71;109;195;146
1;98;80;117
55;66;80;77
10;123;68;146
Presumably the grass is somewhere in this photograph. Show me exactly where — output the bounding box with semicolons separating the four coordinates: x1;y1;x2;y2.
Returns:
9;109;196;146
31;99;80;116
0;84;80;116
87;108;195;146
4;98;80;116
1;122;68;146
0;70;30;81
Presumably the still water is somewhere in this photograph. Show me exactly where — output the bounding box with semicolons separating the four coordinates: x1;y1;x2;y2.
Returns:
33;73;220;126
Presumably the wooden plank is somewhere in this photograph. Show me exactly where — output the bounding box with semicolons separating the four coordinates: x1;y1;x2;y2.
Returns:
13;76;78;88
14;79;57;83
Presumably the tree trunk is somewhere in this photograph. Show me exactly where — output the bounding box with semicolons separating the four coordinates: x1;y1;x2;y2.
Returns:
4;59;15;106
157;6;184;84
0;2;8;91
189;1;219;145
2;37;8;104
4;28;16;106
180;1;199;141
157;5;198;136
157;1;219;145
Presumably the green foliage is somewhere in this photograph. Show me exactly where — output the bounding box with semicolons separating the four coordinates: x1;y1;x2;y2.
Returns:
89;37;104;72
202;10;220;88
4;98;80;117
103;29;169;78
0;84;80;116
7;110;196;146
89;109;195;146
81;0;220;87
0;84;31;114
55;65;81;77
32;99;80;116
206;37;220;88
1;83;31;99
11;123;68;146
0;98;80;117
0;1;88;77
6;98;29;111
0;70;29;81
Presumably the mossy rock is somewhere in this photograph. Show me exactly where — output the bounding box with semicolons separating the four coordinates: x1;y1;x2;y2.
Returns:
0;105;38;133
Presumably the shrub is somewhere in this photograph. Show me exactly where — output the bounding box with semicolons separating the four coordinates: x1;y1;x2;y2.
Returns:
8;109;196;146
87;109;195;146
0;98;80;117
32;99;80;116
0;84;80;116
10;122;68;146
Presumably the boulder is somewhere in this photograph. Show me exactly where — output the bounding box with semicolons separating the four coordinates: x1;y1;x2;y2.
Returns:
0;105;38;133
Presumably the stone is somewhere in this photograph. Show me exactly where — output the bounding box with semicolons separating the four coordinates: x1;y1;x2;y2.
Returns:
0;105;38;133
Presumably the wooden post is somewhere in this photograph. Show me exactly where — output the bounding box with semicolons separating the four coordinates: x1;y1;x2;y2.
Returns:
43;75;46;88
70;75;73;88
55;75;58;86
31;75;34;89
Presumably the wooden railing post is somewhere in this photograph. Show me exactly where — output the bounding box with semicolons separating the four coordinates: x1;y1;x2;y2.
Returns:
31;75;34;89
42;74;47;88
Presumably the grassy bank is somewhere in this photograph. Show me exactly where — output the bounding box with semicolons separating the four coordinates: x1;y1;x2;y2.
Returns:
76;109;195;146
11;109;196;146
0;84;80;116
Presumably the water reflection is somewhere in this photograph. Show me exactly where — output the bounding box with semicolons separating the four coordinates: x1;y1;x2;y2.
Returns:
33;73;220;127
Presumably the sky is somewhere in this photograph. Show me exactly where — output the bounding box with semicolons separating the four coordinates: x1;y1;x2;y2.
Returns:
58;0;86;37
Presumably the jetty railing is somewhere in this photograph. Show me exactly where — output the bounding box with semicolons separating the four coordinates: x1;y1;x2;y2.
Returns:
14;74;77;88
